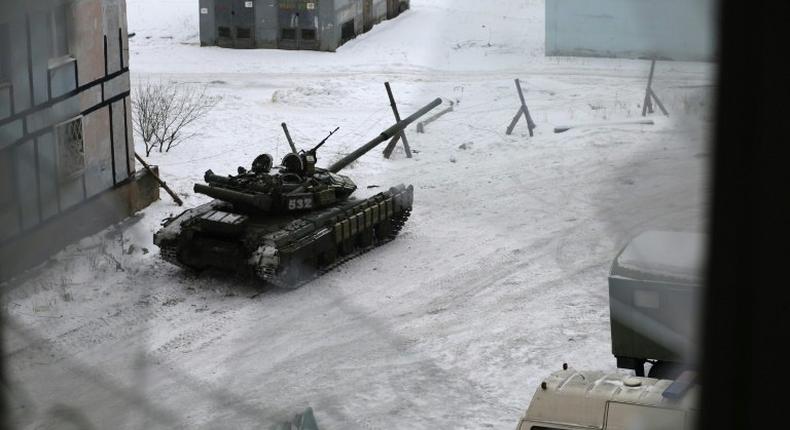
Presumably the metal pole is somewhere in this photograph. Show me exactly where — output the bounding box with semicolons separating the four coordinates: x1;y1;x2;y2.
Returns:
642;60;656;117
382;82;412;159
506;107;524;135
553;119;655;134
417;103;454;133
650;89;670;116
515;79;536;136
506;79;536;136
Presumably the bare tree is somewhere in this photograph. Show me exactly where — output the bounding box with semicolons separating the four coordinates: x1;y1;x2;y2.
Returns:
131;81;166;156
131;81;220;156
154;83;220;153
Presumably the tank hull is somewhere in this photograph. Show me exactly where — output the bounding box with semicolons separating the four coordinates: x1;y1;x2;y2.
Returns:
154;184;414;288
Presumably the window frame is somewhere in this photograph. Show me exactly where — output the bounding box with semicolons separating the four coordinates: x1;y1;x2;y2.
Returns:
54;115;85;182
0;22;10;84
49;3;70;60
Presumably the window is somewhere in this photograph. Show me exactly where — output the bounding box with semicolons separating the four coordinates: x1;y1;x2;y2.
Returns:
301;29;316;41
237;27;251;39
0;149;13;208
0;23;10;83
281;28;296;40
49;3;70;59
55;117;84;181
604;403;685;430
0;148;18;241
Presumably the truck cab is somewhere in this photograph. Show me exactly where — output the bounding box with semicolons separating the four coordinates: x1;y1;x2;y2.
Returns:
516;368;698;430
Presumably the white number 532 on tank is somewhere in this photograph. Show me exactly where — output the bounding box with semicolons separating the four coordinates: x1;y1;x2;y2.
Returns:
288;197;314;210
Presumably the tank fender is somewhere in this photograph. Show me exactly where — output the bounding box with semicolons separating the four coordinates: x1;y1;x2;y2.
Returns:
249;243;279;270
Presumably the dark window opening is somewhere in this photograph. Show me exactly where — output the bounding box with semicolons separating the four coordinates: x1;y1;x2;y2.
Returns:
281;28;297;40
301;29;316;41
236;27;251;39
218;26;231;38
341;20;355;42
0;148;19;241
0;150;14;208
50;3;69;59
0;23;11;83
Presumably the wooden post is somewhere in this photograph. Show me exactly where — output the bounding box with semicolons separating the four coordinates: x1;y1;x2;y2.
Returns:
134;153;183;206
650;88;669;116
642;60;669;117
505;79;537;136
382;82;413;159
642;60;656;116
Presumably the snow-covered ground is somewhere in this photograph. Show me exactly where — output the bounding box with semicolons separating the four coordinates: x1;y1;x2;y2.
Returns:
3;1;712;428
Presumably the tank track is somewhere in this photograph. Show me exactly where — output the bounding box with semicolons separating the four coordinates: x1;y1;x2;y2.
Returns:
159;245;187;269
259;209;412;289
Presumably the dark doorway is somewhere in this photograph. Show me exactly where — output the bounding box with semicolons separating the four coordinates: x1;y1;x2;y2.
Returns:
386;0;400;19
340;19;355;43
278;1;319;50
363;0;373;32
215;0;255;49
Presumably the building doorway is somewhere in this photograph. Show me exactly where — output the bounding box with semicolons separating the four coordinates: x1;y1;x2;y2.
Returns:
363;0;373;32
215;0;255;49
278;1;319;50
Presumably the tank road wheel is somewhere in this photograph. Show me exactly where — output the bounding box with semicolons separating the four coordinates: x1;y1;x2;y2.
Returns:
320;247;337;267
283;263;307;288
340;239;355;256
357;227;374;248
384;209;412;239
280;258;318;288
375;219;393;241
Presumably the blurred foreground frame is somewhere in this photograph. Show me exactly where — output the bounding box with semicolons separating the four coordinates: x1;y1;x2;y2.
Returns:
3;1;790;430
699;1;790;430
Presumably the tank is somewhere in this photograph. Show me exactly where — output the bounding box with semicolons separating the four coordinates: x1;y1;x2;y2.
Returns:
153;98;442;288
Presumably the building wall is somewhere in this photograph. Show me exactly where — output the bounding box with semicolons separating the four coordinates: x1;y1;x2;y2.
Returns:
198;0;216;46
199;0;408;51
256;0;280;48
0;0;156;281
545;0;717;61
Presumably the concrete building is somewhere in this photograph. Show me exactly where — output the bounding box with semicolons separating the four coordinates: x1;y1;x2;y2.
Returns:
199;0;410;51
0;0;159;281
545;0;717;61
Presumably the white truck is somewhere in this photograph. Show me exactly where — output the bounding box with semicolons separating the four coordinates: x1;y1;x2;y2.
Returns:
515;366;698;430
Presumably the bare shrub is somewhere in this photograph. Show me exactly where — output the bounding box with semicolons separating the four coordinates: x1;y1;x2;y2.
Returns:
131;81;165;156
131;81;220;156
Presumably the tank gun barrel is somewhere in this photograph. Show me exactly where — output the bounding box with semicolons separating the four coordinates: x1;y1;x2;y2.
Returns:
328;98;442;173
194;184;272;211
281;123;298;154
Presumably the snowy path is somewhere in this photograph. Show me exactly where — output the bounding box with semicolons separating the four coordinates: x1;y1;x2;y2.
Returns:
3;1;711;428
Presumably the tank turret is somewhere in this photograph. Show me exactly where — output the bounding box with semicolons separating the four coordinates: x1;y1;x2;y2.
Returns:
192;98;441;215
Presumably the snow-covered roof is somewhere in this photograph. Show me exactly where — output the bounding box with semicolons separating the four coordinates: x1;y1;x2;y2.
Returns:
612;231;705;284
